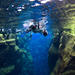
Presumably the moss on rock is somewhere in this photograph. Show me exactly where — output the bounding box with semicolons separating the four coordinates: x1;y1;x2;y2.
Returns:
49;31;75;75
0;37;33;75
0;65;15;75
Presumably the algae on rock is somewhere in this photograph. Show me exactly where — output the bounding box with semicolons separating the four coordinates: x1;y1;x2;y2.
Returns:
0;33;33;75
48;0;75;75
49;31;75;75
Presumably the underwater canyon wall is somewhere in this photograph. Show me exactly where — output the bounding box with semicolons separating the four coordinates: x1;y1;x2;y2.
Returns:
0;0;34;75
48;0;75;75
0;34;33;75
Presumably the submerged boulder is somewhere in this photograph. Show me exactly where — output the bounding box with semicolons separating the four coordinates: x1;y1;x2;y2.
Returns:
49;0;75;75
0;37;33;75
48;31;75;75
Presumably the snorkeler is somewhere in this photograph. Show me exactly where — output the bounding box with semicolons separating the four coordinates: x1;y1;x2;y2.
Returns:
25;22;48;36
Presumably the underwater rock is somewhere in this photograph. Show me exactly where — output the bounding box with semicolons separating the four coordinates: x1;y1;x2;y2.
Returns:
50;0;75;36
0;65;15;75
0;33;16;46
48;0;75;75
48;31;75;75
0;38;33;75
48;32;61;73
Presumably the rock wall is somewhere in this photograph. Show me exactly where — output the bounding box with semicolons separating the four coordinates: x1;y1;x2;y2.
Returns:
0;34;33;75
48;0;75;75
50;0;75;35
49;31;75;75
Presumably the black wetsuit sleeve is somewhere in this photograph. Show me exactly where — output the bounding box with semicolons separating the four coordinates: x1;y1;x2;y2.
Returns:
38;22;39;29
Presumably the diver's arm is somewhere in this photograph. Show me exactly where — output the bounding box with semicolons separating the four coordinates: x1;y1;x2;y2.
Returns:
38;22;39;29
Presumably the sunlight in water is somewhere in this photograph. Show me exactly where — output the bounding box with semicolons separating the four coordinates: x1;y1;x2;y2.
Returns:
29;0;35;1
39;0;52;4
29;0;52;4
31;3;41;7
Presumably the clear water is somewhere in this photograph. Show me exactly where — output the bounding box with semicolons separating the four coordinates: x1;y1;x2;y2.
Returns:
27;33;53;75
19;2;54;75
0;0;55;75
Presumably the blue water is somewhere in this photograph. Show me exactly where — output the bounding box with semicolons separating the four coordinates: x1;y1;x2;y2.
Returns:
24;6;53;75
18;1;54;75
28;33;53;75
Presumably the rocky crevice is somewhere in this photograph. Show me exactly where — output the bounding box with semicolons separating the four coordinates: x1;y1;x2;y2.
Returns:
49;31;75;75
48;0;75;75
